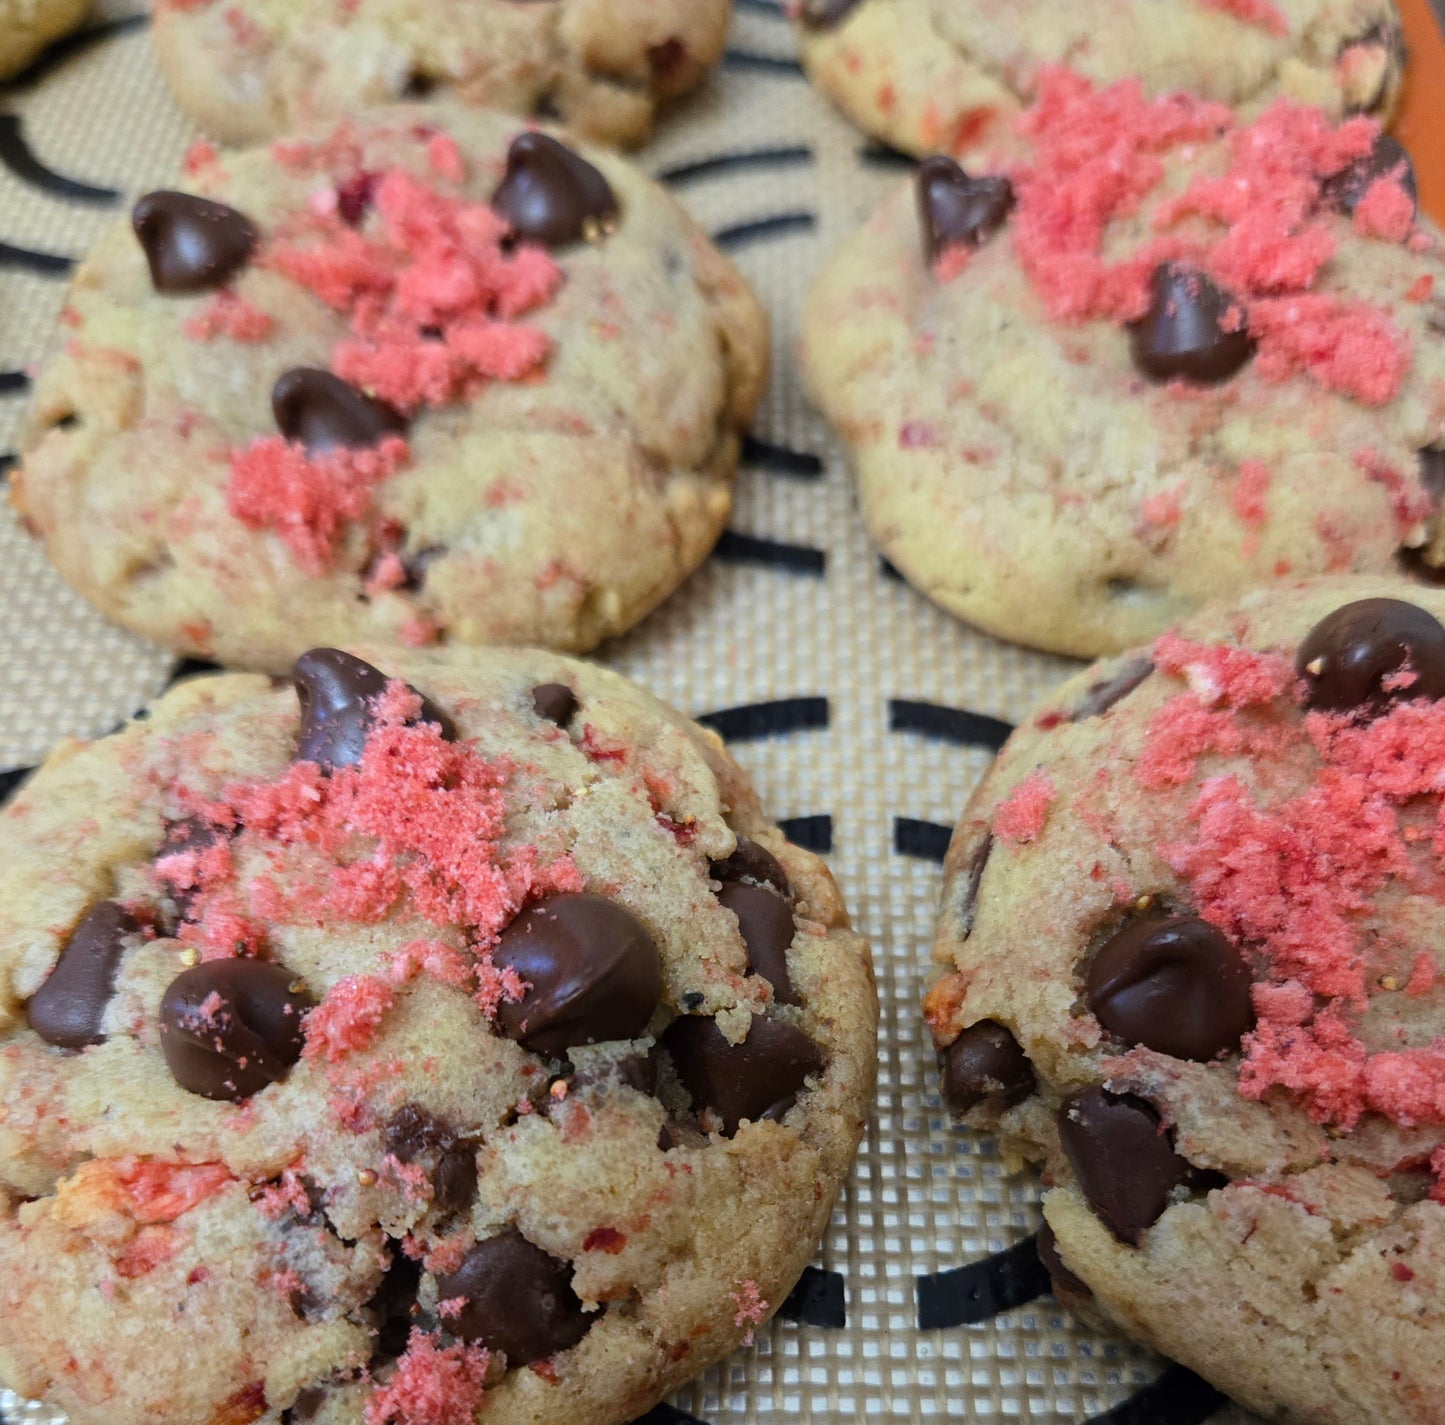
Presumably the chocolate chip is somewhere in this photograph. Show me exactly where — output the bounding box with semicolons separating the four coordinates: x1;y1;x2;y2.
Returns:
272;369;407;455
1087;916;1253;1061
955;830;992;938
1129;263;1254;385
1057;1088;1195;1244
798;0;863;28
132;191;258;295
1322;133;1417;216
1035;1221;1091;1298
709;837;793;902
719;882;800;1006
1421;448;1445;505
384;1104;477;1216
1071;658;1155;721
916;156;1015;263
27;901;139;1048
434;1230;593;1363
282;1386;327;1425
493;894;663;1057
939;1020;1034;1115
491;132;619;248
293;648;455;770
661;1014;824;1135
680;991;705;1011
156;816;226;922
1296;598;1445;714
336;171;380;227
531;683;579;727
159;959;313;1101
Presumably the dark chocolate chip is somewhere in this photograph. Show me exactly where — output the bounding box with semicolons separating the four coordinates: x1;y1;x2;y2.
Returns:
1296;598;1445;714
27;901;139;1049
132;191;258;295
799;0;863;28
916;155;1015;263
1057;1088;1195;1244
955;830;992;938
493;894;663;1057
1071;658;1155;721
1086;916;1254;1061
939;1020;1035;1115
491;132;619;248
1421;448;1445;506
719;881;800;1006
272;369;407;455
709;837;793;902
384;1104;477;1215
1035;1221;1091;1298
282;1386;327;1425
159;959;313;1101
1129;263;1254;385
1322;133;1417;216
293;648;455;770
661;1014;824;1135
434;1230;593;1363
531;683;579;727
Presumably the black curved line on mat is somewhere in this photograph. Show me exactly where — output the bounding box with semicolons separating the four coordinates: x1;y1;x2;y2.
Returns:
6;13;149;87
0;372;29;394
696;698;829;741
633;1407;711;1425
889;699;1015;751
779;1265;847;1327
894;817;952;863
659;144;812;186
714;530;826;576
860;141;919;170
734;0;786;14
0;765;36;804
778;814;832;853
879;557;905;582
723;49;806;76
168;657;225;686
917;1234;1050;1329
1083;1366;1226;1425
0;115;119;204
712;212;816;250
741;434;824;479
0;239;75;275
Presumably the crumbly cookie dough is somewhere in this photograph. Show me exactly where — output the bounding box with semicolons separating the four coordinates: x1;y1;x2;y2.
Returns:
928;576;1445;1424
0;645;877;1425
12;107;768;673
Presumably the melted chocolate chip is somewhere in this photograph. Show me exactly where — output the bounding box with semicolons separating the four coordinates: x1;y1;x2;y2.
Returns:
1322;133;1417;216
293;648;455;770
661;1014;824;1135
491;133;619;248
916;156;1015;263
28;901;139;1049
709;837;793;902
954;830;992;938
272;369;407;455
434;1230;593;1363
1071;658;1155;721
132;191;258;295
939;1020;1034;1115
493;894;663;1057
159;959;313;1101
1035;1221;1091;1298
1057;1088;1195;1244
531;682;579;726
1086;916;1254;1061
384;1104;477;1216
1297;598;1445;714
1129;263;1254;385
719;882;800;1006
798;0;863;28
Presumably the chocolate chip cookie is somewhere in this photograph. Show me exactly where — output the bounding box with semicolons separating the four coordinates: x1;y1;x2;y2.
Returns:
11;107;768;674
0;0;89;80
151;0;732;148
927;575;1445;1423
793;0;1404;159
803;73;1445;658
0;645;877;1425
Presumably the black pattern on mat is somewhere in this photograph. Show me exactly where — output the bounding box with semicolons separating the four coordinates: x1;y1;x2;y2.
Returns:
779;1265;847;1327
894;817;953;863
889;698;1016;751
659;144;812;186
0;114;118;204
917;1233;1050;1328
714;530;826;575
696;697;829;740
742;434;825;479
713;212;816;249
5;14;148;88
778;814;833;853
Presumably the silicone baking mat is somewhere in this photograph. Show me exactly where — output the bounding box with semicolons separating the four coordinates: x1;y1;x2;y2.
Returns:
4;2;1440;1421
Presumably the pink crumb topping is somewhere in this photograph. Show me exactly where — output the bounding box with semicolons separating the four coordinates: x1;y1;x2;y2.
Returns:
1199;0;1287;31
106;1158;234;1224
365;1330;490;1425
253;1170;317;1221
303;975;397;1063
1231;459;1271;530
993;770;1056;846
1354;174;1417;243
731;1279;770;1347
1152;631;1295;708
184;293;275;343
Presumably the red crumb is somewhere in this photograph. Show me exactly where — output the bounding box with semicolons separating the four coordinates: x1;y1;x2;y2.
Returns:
472;954;528;1020
385;939;474;990
99;1158;234;1224
1153;631;1295;708
731;1279;769;1347
115;1226;184;1279
304;976;397;1062
1355;448;1432;534
1391;1261;1416;1282
183;137;219;173
252;1170;317;1221
583;1226;627;1255
185;293;275;343
1354;175;1417;243
1231;459;1271;535
993;770;1056;847
1140;485;1184;528
1432;1146;1445;1203
1407;953;1436;996
1199;0;1287;30
436;1297;466;1320
365;552;409;596
364;1330;490;1425
1249;294;1411;406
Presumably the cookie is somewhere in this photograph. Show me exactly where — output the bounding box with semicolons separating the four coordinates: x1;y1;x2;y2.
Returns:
802;73;1445;659
0;0;90;80
0;644;877;1425
150;0;731;149
927;575;1445;1423
792;0;1404;159
11;108;768;674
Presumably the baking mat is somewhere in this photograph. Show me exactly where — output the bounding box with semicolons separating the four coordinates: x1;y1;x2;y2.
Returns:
4;1;1435;1421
